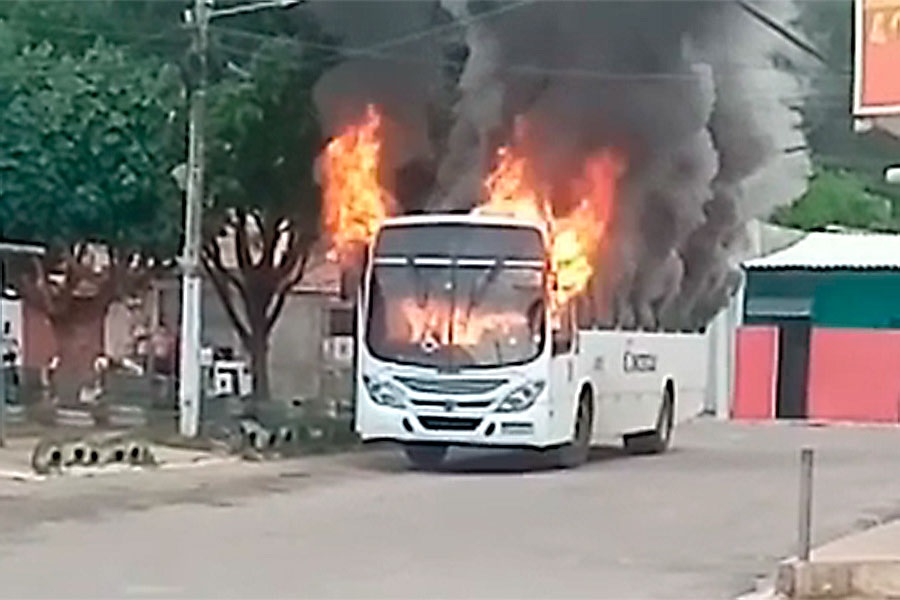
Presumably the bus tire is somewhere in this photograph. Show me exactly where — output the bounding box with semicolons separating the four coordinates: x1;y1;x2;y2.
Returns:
549;390;593;469
624;385;674;455
403;444;448;471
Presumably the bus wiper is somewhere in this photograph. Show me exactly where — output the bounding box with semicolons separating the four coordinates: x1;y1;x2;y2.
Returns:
406;256;429;308
464;258;502;320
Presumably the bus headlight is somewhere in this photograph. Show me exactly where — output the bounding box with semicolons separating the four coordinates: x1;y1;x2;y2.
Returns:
363;376;407;409
496;380;546;413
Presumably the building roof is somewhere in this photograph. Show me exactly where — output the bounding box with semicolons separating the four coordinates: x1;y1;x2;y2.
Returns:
742;231;900;270
295;259;341;295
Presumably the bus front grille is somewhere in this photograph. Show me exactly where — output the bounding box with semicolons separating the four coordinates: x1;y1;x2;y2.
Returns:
410;399;493;409
397;377;506;395
417;416;482;431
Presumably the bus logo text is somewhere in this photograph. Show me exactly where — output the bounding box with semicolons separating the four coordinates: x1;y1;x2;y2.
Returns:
623;351;657;373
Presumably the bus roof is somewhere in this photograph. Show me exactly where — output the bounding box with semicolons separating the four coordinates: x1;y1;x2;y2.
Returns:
381;212;546;234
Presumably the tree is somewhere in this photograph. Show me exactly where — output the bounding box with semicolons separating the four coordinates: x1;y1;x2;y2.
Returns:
203;35;337;400
0;0;186;55
771;167;894;231
0;38;184;394
795;0;900;213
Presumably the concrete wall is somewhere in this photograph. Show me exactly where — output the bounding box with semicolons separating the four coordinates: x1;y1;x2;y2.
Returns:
807;328;900;422
732;325;900;423
704;292;740;418
268;293;328;401
732;325;778;420
157;278;242;353
159;278;331;401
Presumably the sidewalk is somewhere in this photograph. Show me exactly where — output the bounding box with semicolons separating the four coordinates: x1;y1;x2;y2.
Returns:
756;521;900;599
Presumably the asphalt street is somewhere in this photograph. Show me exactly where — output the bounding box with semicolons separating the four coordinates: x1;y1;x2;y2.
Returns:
2;420;900;599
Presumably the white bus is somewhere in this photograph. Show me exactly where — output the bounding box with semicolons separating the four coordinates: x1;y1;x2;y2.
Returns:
353;213;708;469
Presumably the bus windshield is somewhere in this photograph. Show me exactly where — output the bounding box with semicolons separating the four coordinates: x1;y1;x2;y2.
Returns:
365;224;547;370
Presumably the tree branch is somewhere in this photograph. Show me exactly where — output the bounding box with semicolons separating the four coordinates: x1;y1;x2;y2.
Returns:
247;211;268;271
16;257;55;316
265;247;310;335
202;241;244;294
201;256;251;344
233;209;252;273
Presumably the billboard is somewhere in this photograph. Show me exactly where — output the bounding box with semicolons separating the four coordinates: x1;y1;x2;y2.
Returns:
854;0;900;116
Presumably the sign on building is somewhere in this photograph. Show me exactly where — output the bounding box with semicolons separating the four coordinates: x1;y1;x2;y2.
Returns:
855;0;900;115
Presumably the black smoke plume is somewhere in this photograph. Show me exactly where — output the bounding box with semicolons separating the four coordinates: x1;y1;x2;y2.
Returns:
311;0;810;329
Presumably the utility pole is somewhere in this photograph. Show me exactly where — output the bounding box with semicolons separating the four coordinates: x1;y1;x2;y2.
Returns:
177;0;303;437
179;0;209;438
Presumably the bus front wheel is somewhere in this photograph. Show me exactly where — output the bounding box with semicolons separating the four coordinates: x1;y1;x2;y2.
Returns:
548;392;593;469
403;444;448;470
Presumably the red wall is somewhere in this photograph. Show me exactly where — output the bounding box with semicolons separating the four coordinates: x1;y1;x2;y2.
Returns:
22;303;103;372
23;303;55;370
732;326;778;420
807;328;900;423
733;325;900;423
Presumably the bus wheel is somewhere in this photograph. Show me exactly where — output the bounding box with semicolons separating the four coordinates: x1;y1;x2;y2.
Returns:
403;444;448;471
550;392;593;469
624;386;674;455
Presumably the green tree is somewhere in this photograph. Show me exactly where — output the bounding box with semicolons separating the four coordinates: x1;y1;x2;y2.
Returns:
771;168;893;231
797;0;900;212
0;38;184;391
203;35;336;400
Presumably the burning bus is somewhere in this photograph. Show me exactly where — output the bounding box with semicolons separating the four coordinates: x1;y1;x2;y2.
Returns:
323;106;708;470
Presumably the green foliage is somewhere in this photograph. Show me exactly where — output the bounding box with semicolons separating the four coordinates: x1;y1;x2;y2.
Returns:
771;168;894;231
207;34;334;228
0;0;187;61
795;0;900;225
0;39;184;260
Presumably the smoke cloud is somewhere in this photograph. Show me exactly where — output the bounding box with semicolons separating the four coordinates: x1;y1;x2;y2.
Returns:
311;0;811;330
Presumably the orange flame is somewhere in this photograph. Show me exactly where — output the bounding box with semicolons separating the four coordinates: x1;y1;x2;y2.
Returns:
322;104;393;262
480;146;623;310
482;146;551;226
398;299;529;347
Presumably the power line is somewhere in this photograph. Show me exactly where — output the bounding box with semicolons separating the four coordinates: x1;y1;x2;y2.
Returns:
359;0;538;52
737;0;837;69
211;23;853;84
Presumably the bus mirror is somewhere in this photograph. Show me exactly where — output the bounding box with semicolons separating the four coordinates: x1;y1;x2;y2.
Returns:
527;300;545;336
339;270;354;301
552;328;570;356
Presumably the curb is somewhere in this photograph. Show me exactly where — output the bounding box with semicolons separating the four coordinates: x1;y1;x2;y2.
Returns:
0;455;239;483
776;558;900;598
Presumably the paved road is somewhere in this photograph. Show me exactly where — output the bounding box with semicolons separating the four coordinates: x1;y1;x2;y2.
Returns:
2;420;900;599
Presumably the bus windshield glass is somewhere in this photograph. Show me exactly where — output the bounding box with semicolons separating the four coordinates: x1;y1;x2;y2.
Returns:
366;224;547;370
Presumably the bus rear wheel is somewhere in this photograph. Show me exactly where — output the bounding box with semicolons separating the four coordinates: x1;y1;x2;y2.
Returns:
624;386;674;455
403;444;448;471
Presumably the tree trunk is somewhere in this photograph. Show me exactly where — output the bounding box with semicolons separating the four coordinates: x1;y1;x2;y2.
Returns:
50;309;105;405
247;333;270;402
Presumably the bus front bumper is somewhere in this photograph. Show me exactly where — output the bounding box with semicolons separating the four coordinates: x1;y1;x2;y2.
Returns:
355;402;561;448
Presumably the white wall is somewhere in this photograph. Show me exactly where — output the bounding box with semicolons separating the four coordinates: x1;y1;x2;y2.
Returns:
0;295;23;345
704;290;741;418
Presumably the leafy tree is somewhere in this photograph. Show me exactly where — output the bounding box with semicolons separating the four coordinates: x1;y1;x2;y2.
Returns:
203;34;337;400
0;38;184;392
0;0;187;63
796;0;900;214
771;168;894;231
